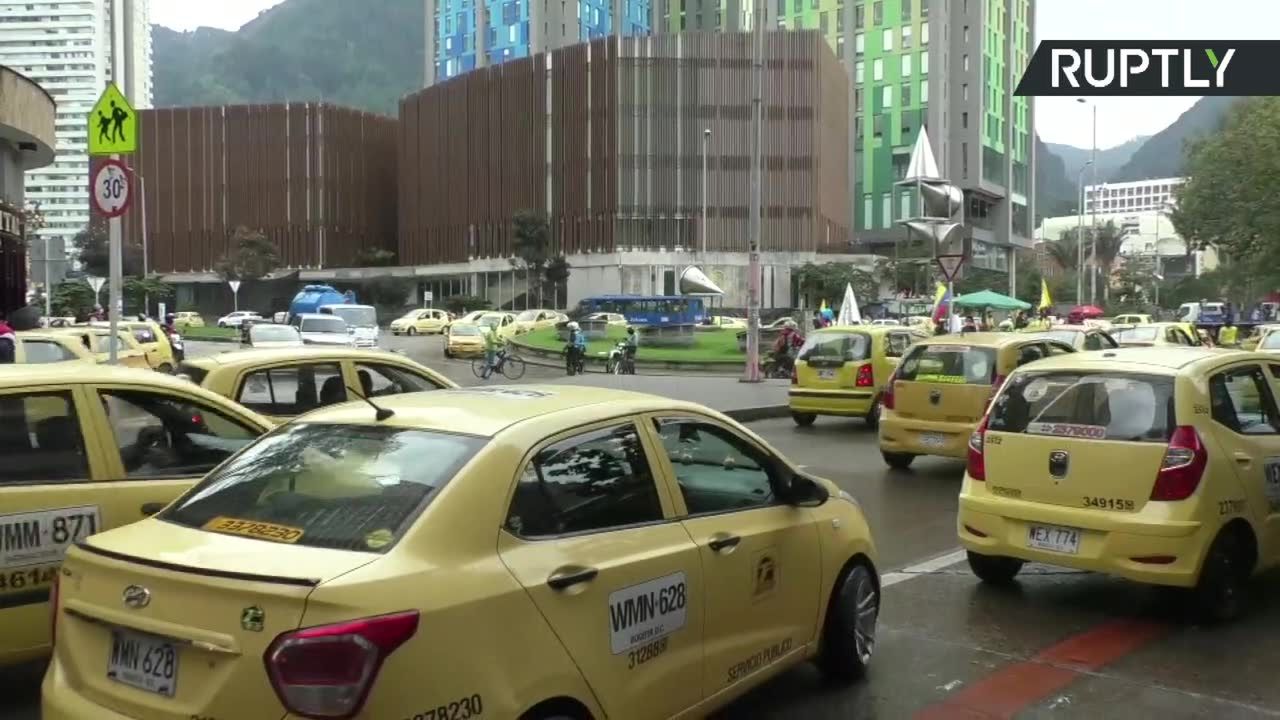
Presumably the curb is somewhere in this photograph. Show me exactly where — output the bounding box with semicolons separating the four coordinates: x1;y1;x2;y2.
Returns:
723;405;791;422
511;338;748;375
183;335;239;344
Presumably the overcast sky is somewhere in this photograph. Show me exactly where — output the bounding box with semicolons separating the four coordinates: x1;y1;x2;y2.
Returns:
151;0;1279;150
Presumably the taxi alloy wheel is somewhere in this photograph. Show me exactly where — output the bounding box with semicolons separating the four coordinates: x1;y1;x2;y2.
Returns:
1193;530;1252;623
966;551;1024;585
818;562;878;682
792;412;817;427
881;451;915;470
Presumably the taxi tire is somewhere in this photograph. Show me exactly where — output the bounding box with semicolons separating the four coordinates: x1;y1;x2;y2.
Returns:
966;551;1023;585
817;561;878;683
792;412;817;427
1192;528;1252;623
881;451;915;470
156;362;173;374
865;400;881;429
407;327;417;336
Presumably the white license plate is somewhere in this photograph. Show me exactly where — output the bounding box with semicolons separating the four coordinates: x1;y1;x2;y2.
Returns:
918;432;947;448
818;369;836;380
107;630;178;697
0;506;101;569
1026;524;1081;555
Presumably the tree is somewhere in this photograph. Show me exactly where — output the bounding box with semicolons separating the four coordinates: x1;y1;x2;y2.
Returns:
215;226;280;281
122;277;173;313
71;220;143;277
1045;230;1079;272
544;256;572;309
511;211;567;307
794;262;879;309
444;295;492;315
361;276;415;315
1088;220;1126;304
50;280;97;319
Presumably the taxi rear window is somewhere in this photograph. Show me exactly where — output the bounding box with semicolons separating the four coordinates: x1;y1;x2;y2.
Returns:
897;344;997;385
160;423;485;552
797;333;869;363
989;371;1175;443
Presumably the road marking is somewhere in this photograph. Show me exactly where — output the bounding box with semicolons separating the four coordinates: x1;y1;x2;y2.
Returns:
881;548;967;588
913;618;1167;720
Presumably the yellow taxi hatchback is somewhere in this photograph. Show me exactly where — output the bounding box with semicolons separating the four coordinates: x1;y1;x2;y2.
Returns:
0;365;273;666
45;386;881;720
14;331;97;364
1240;324;1280;352
1112;313;1153;325
1112;322;1199;348
176;347;456;423
94;320;177;372
790;325;929;428
444;321;486;358
959;348;1280;622
1032;324;1119;352
50;327;150;369
878;333;1076;469
389;308;450;336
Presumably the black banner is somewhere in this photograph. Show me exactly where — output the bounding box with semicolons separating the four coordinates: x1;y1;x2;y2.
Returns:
1015;40;1280;96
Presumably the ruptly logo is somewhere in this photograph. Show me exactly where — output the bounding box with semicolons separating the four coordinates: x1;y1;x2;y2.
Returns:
1015;41;1280;97
122;585;151;609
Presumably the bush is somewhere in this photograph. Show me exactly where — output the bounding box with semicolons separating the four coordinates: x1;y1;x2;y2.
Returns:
444;295;491;315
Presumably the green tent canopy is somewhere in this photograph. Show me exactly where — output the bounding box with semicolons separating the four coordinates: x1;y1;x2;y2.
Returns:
952;289;1032;311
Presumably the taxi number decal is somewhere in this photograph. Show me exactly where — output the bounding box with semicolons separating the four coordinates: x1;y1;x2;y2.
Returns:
202;517;304;544
404;694;483;720
930;346;972;353
1264;459;1280;511
727;637;792;683
1082;496;1135;512
1026;422;1106;440
0;506;100;570
628;635;669;669
0;566;58;594
1219;499;1247;516
608;572;688;654
914;374;967;384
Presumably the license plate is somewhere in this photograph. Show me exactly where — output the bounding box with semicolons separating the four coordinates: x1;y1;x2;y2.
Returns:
0;506;100;569
819;369;836;380
918;432;947;448
1026;524;1081;555
107;630;178;697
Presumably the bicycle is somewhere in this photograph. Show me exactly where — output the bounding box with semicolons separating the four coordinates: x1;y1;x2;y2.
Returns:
471;344;527;381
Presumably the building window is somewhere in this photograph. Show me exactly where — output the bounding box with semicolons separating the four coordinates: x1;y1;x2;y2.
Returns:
873;57;883;80
921;21;929;44
855;32;864;54
837;35;845;57
902;25;912;49
855;87;863;110
963;24;969;42
921;78;928;102
882;192;893;228
793;0;800;14
855;2;864;28
962;142;969;178
872;0;882;24
874;114;885;139
837;8;845;31
855;60;865;83
922;50;928;74
962;54;969;72
901;82;911;106
900;190;912;218
882;28;893;50
962;110;968;128
820;11;828;31
882;84;893;108
855;115;863;138
863;194;873;230
901;0;912;19
901;53;912;76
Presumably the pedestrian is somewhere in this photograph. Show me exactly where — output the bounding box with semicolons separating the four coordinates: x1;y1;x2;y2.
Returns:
0;316;14;364
482;323;501;378
962;315;978;333
1218;318;1239;348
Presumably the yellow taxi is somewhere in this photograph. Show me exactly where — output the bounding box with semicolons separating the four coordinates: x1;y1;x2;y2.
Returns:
478;311;519;339
959;347;1280;621
0;364;273;667
45;386;881;720
176;347;456;423
790;325;930;428
512;308;567;335
443;321;486;358
48;327;151;370
1031;324;1119;352
1112;313;1153;325
172;312;204;330
878;333;1077;469
14;331;97;364
93;320;178;372
1239;324;1280;352
448;309;489;330
389;308;451;336
1112;322;1200;348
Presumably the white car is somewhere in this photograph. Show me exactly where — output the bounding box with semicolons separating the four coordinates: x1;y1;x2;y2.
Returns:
296;314;355;347
216;310;262;328
319;303;380;348
246;323;304;348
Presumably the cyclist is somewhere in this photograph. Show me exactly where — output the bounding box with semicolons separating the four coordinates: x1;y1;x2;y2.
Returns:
565;321;586;375
482;324;502;379
623;325;638;373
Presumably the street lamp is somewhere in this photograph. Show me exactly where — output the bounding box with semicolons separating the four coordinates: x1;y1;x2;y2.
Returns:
1076;160;1093;305
1077;98;1098;305
701;127;711;255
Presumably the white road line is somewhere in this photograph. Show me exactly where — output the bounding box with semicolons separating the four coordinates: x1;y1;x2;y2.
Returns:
880;548;968;588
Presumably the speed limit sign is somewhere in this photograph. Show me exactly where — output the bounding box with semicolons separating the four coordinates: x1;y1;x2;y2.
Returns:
91;159;132;218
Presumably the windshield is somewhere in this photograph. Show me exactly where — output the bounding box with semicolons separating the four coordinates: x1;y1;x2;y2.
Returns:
516;310;540;321
797;332;870;363
301;317;347;334
450;324;481;336
479;314;504;327
990;371;1175;443
1261;332;1280;350
250;325;302;343
897;344;998;385
326;306;377;327
161;423;486;552
1043;330;1081;346
1113;326;1159;343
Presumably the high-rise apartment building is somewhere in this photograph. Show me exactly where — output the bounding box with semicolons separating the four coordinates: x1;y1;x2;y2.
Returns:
0;0;152;248
1085;177;1183;216
425;0;653;85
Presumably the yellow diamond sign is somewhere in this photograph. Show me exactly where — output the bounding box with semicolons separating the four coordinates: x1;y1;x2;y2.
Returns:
88;83;137;156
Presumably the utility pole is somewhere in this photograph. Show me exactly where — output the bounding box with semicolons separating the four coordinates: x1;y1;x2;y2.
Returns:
702;128;711;255
107;9;122;363
743;0;763;383
1076;160;1092;305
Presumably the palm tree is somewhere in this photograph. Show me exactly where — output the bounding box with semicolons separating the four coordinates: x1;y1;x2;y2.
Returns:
1046;230;1079;271
1089;220;1126;303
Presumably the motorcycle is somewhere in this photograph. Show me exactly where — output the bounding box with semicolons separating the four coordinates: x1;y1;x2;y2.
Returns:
564;344;586;376
762;350;795;379
606;342;636;375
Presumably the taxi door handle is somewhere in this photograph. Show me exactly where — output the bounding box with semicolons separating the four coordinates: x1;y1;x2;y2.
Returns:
708;534;741;553
1233;452;1253;468
140;502;166;516
547;566;598;591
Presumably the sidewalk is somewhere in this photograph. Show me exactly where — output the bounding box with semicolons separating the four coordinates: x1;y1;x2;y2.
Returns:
544;374;791;420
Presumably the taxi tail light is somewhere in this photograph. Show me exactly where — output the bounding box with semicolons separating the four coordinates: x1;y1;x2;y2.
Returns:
882;371;898;410
967;414;990;481
855;363;874;388
1151;426;1207;501
265;610;419;720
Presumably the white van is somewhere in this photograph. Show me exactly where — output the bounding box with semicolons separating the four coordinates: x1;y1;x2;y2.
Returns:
317;303;380;348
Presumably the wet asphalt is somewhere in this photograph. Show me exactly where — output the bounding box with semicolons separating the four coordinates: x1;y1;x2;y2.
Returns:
5;337;1280;718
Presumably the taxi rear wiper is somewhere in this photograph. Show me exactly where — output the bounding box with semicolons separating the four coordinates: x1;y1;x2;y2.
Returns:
347;385;395;421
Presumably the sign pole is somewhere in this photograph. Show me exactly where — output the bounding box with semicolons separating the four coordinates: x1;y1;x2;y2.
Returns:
109;182;122;363
88;80;138;362
743;0;763;384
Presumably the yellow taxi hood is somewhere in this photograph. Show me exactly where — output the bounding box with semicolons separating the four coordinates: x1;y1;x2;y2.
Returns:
77;518;379;586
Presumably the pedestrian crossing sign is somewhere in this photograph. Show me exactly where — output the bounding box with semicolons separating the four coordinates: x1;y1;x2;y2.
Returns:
88;83;137;156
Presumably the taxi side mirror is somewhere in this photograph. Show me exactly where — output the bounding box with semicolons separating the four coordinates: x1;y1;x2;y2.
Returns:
777;468;829;507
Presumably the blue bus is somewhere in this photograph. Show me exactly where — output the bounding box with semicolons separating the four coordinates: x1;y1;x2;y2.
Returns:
571;295;707;326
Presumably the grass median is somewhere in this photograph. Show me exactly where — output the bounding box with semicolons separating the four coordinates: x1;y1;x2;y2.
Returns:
180;325;239;340
517;326;747;364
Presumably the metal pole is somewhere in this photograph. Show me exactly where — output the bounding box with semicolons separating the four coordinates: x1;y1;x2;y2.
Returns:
43;238;51;319
702;128;710;255
140;173;149;317
1090;104;1098;305
106;25;121;362
743;0;763;383
1076;163;1088;305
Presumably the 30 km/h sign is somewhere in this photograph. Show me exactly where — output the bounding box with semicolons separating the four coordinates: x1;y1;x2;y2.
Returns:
88;83;137;156
91;160;132;218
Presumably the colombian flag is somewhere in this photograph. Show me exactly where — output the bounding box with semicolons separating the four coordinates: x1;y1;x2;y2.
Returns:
931;283;950;323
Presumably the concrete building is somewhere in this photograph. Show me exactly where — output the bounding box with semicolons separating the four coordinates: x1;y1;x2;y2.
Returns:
0;65;56;314
0;0;152;256
1035;210;1217;280
1085;176;1183;216
401;31;851;309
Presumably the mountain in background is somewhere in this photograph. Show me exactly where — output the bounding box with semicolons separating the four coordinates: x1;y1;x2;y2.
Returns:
152;0;424;116
1045;136;1147;185
1035;135;1078;222
1109;96;1237;182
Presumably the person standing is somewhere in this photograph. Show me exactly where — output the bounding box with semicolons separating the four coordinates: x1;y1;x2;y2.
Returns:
0;317;14;364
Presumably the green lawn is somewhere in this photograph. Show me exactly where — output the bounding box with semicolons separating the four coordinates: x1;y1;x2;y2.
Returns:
181;325;238;340
519;327;746;363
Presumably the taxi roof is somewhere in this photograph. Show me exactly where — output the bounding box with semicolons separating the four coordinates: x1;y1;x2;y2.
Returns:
0;362;196;389
1014;346;1257;375
299;384;701;438
182;347;412;369
916;332;1033;348
814;324;918;336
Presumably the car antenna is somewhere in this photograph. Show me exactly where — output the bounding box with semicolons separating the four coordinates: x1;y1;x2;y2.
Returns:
347;386;394;421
